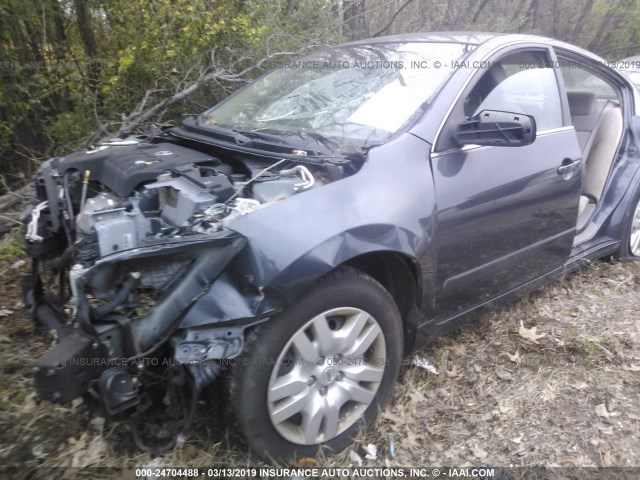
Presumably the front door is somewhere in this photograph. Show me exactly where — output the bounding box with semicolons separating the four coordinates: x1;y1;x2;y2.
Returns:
431;48;582;319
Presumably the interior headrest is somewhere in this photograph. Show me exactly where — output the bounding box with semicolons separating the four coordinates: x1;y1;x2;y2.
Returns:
567;91;596;116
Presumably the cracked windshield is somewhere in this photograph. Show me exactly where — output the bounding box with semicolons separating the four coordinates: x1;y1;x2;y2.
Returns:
203;42;473;147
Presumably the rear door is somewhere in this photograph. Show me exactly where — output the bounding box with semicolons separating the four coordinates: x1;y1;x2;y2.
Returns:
431;48;582;319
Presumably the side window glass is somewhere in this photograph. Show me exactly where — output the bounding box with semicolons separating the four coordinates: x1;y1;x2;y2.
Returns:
463;52;563;132
557;61;620;153
559;63;618;101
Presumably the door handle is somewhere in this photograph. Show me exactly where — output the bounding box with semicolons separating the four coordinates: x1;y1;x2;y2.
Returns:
557;158;581;175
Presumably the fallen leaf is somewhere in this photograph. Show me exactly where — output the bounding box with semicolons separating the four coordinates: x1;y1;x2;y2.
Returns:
595;403;609;418
348;449;363;467
622;364;640;372
0;309;13;318
11;259;26;269
599;425;614;435
426;424;440;436
21;393;36;414
291;457;317;467
504;350;521;364
448;343;466;356
412;356;439;375
381;408;404;425
519;320;546;344
71;397;84;414
88;417;105;436
471;442;488;459
599;443;613;467
364;443;377;460
445;363;459;378
543;385;556;402
71;435;107;468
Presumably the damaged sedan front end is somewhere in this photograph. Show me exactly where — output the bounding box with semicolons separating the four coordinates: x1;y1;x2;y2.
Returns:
21;133;356;446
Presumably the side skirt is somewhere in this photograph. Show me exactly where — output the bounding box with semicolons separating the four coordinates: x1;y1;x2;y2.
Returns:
408;236;620;354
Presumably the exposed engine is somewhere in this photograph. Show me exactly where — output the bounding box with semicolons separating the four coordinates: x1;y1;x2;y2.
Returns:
69;159;317;265
20;136;350;449
26;140;327;271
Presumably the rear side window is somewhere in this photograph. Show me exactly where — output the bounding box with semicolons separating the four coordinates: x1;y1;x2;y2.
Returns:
556;59;621;153
559;63;619;101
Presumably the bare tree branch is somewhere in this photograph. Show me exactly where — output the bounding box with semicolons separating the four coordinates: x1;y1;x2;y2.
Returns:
373;0;417;37
472;0;491;24
0;186;29;213
114;49;304;136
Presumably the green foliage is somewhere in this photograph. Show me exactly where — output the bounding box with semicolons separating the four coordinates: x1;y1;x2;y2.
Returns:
44;111;94;152
1;0;640;187
0;228;25;263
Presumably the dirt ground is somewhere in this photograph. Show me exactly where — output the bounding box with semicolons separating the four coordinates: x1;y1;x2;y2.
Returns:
1;229;639;479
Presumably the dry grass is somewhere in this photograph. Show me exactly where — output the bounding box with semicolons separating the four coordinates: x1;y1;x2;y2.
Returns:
1;230;640;477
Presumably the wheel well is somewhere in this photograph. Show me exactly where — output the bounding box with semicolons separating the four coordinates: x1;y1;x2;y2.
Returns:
344;251;419;322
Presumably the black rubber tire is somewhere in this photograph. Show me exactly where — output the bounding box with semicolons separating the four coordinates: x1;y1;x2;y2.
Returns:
616;181;640;261
228;267;403;461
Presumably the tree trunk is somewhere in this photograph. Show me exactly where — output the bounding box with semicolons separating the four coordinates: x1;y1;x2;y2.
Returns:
286;0;297;16
586;10;614;54
335;0;344;37
551;0;561;38
73;0;100;93
531;0;544;31
387;0;397;35
570;0;596;44
419;0;429;29
344;0;366;40
472;0;491;24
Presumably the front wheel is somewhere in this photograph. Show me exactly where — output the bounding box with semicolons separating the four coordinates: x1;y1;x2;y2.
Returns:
228;267;403;460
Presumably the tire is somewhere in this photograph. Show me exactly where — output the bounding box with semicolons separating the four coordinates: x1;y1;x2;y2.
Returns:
617;183;640;260
228;267;403;461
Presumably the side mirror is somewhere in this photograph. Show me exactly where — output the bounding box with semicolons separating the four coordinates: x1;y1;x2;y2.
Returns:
455;110;536;147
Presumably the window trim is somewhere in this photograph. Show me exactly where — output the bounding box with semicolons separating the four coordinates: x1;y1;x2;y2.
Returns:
553;50;624;113
433;44;564;153
430;126;576;158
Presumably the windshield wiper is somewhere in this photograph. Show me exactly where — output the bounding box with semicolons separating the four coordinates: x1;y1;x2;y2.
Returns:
233;129;291;145
236;129;341;155
291;131;342;152
195;121;255;146
192;118;343;158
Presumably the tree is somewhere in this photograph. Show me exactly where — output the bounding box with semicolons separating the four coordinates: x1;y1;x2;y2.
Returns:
2;0;640;200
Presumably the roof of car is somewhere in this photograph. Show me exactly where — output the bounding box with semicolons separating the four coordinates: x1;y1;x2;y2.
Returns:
339;32;605;65
341;32;505;46
340;32;606;52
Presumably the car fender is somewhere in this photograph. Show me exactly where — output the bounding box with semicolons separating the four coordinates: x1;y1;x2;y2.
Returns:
180;133;437;328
